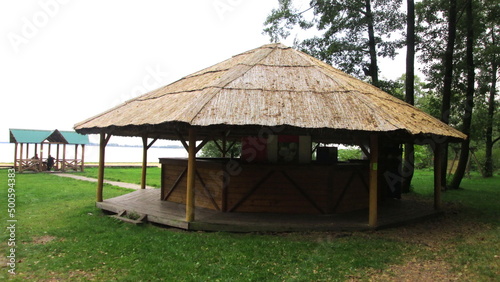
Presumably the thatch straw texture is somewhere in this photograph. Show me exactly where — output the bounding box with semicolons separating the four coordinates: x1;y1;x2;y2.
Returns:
74;43;466;141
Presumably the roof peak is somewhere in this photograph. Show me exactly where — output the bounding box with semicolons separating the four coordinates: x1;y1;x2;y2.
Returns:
74;43;466;141
261;42;289;48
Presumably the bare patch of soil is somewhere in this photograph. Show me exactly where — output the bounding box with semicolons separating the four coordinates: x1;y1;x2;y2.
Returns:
303;200;492;281
372;202;490;248
31;235;57;245
358;201;491;281
364;258;462;281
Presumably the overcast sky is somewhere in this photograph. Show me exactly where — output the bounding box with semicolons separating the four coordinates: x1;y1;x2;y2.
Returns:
1;0;406;144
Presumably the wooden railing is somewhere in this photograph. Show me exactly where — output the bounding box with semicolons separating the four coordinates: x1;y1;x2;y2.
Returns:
59;159;84;172
16;159;43;173
15;158;84;172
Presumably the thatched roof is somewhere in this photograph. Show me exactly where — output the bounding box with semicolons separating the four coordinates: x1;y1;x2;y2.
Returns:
74;43;466;142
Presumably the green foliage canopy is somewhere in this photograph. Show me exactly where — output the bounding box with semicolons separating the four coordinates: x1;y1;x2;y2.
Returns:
264;0;405;82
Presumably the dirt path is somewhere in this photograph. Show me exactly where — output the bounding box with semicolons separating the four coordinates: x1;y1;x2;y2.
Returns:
53;173;155;190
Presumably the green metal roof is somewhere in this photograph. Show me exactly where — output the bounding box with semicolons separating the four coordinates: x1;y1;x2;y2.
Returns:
60;131;89;145
10;129;52;143
9;129;89;145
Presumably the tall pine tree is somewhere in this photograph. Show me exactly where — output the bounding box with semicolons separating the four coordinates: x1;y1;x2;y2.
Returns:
264;0;405;87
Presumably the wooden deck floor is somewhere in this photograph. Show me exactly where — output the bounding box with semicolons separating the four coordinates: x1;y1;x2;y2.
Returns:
97;189;442;232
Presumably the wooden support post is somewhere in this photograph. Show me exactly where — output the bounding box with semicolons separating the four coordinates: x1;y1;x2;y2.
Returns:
39;143;44;172
47;144;51;171
186;128;197;222
56;144;60;170
74;144;78;170
97;133;111;202
160;164;167;200
369;134;379;227
49;144;54;170
434;144;442;210
19;144;24;172
140;136;158;189
62;144;67;172
141;136;148;189
14;142;18;171
81;145;85;172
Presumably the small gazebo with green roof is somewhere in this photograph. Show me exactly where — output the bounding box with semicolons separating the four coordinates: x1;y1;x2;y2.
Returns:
9;129;89;172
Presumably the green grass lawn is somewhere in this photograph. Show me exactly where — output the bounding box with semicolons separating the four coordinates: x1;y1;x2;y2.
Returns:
77;167;162;188
1;168;498;280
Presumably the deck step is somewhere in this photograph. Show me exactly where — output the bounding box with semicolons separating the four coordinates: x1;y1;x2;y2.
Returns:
110;210;148;225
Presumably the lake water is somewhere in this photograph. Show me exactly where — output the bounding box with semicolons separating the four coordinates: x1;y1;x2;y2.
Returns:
0;142;188;164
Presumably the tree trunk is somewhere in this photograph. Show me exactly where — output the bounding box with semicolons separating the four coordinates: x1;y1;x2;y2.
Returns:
450;0;474;189
484;49;497;177
440;0;458;188
402;0;415;193
365;0;379;87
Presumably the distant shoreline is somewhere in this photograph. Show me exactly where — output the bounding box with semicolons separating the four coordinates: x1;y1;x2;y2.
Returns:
0;141;183;150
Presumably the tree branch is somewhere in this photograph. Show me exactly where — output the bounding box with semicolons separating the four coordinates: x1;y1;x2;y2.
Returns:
298;6;313;15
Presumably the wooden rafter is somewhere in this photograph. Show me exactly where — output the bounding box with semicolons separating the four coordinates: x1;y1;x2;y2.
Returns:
176;130;189;151
212;139;224;154
195;137;210;154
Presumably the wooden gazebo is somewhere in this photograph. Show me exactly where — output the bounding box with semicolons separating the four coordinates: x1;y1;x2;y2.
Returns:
74;43;465;231
10;129;89;172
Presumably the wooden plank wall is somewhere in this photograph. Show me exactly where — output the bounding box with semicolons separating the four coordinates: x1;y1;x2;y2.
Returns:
162;160;224;211
160;159;370;214
227;165;323;214
226;164;369;214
